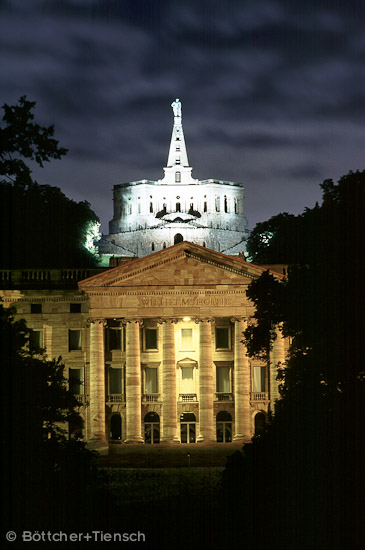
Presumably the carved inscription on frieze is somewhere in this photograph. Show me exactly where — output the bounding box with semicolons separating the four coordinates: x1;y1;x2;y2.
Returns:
137;294;244;307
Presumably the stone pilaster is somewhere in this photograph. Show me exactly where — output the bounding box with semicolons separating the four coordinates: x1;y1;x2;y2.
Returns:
197;318;214;442
125;319;144;443
232;317;251;441
160;319;179;442
270;325;285;408
89;319;107;444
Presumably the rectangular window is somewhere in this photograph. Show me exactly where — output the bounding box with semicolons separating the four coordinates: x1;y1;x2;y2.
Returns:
181;328;193;350
29;329;43;352
217;366;230;393
109;328;121;350
31;303;42;314
69;329;82;351
144;328;158;351
181;367;194;393
253;366;266;392
69;368;83;395
109;368;122;394
70;303;81;313
216;327;230;350
145;368;158;394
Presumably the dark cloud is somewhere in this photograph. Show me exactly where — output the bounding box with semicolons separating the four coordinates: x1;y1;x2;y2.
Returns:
1;0;364;233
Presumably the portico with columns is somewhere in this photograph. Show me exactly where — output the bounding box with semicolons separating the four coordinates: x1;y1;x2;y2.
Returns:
79;241;284;446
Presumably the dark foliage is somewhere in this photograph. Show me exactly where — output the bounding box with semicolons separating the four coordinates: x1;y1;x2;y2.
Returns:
0;97;99;268
0;306;118;533
223;171;365;549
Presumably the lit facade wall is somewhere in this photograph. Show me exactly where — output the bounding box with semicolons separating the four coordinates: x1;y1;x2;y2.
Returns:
0;244;287;447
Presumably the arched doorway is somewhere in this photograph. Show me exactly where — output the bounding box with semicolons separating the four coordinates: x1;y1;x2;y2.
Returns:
180;412;196;443
216;411;232;443
174;233;183;244
144;412;160;444
254;412;266;436
68;413;84;440
110;413;122;441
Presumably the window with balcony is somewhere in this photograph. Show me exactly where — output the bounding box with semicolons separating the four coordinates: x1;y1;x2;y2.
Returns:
109;368;122;394
181;366;194;394
217;366;231;393
145;368;158;394
253;366;266;392
68;329;82;351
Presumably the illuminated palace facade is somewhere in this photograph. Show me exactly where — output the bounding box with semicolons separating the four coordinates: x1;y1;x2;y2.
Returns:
1;101;287;447
1;242;286;447
99;99;249;259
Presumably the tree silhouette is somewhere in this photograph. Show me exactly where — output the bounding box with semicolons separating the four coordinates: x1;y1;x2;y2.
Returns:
0;97;100;268
223;171;365;550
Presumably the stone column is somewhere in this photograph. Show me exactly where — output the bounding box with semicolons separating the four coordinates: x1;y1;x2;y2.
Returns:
125;320;144;443
161;319;179;442
233;318;251;441
270;325;285;407
89;319;107;444
197;318;214;442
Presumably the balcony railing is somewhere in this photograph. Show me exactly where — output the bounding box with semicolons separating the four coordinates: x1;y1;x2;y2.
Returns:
74;394;86;404
179;393;198;402
251;392;269;401
107;394;125;403
215;392;233;402
143;393;160;403
0;268;108;289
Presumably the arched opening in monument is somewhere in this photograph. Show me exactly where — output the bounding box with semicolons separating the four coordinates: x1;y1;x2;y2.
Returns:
224;195;228;213
151;242;155;251
176;202;181;212
254;412;266;436
144;412;160;444
174;233;183;244
216;411;232;443
110;413;122;441
180;412;196;443
68;413;84;440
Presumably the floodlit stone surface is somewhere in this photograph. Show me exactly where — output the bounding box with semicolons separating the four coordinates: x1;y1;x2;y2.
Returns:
1;240;287;447
100;100;248;258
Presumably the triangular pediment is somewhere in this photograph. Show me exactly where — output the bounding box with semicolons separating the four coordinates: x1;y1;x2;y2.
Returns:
79;241;278;290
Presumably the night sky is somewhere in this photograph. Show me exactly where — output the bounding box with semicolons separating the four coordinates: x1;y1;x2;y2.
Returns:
1;0;364;234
